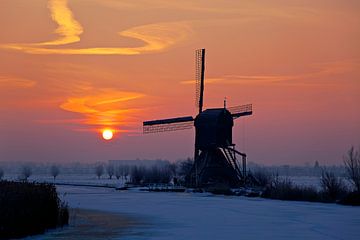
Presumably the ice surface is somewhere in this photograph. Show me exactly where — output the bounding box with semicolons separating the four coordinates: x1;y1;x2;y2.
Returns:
56;185;360;240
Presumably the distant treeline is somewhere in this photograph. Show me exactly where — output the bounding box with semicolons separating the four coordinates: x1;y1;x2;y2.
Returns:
95;159;193;185
0;159;346;177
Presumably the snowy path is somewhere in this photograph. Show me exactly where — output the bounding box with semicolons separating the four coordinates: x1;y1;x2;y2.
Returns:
58;186;360;240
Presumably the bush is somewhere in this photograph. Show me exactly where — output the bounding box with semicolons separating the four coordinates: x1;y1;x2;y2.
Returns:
339;191;360;206
343;146;360;192
130;165;173;185
320;170;347;201
248;169;274;187
262;177;320;202
0;181;68;239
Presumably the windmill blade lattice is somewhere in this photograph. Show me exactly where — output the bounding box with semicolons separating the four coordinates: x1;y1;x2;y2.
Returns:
195;49;205;113
228;104;253;119
143;116;194;134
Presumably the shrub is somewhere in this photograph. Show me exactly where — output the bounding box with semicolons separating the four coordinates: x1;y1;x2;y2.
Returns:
129;164;174;185
344;146;360;192
339;191;360;206
0;181;68;239
262;176;320;202
320;170;347;201
249;169;274;187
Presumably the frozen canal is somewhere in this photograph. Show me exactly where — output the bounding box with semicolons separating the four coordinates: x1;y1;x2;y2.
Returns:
50;185;360;240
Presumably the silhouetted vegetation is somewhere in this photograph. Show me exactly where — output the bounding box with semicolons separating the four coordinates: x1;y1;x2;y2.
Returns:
344;146;360;192
95;164;104;179
320;169;347;201
262;176;320;202
129;164;175;185
0;167;4;180
20;165;32;181
178;158;193;177
339;191;360;206
115;165;130;180
50;165;60;180
260;171;360;205
0;181;68;239
248;168;274;187
106;164;115;179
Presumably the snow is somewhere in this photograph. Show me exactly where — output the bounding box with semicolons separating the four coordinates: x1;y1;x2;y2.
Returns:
2;173;126;188
56;185;360;240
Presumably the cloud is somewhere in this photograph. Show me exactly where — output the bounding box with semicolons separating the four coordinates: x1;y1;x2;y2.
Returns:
59;88;145;130
0;0;191;55
0;75;36;88
180;59;360;86
35;0;83;46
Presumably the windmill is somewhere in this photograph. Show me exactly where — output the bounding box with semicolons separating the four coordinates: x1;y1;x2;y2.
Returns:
143;49;253;187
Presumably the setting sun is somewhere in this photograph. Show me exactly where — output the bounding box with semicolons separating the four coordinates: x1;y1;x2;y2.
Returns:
102;129;113;140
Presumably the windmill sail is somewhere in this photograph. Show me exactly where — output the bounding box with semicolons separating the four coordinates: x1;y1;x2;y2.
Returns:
195;49;205;114
143;116;194;134
228;104;253;119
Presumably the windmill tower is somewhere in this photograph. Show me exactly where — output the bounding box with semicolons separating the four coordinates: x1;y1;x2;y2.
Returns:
143;49;253;187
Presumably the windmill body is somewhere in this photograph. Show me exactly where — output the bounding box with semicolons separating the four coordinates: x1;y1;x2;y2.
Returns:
143;49;252;187
194;108;233;149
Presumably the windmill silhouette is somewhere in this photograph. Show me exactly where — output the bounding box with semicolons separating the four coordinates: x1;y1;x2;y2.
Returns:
143;49;253;187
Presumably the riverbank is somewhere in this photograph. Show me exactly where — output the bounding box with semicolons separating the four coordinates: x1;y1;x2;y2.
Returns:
27;208;142;240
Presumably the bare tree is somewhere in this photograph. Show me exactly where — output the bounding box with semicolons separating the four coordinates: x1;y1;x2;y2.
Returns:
106;164;115;179
131;165;145;184
168;163;177;177
95;164;104;179
320;169;346;200
178;158;193;177
21;166;32;181
50;165;60;181
344;146;360;192
115;166;122;180
123;165;130;181
0;167;4;180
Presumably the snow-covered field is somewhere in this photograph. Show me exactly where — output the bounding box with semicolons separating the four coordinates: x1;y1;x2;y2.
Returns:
47;185;360;240
2;174;126;188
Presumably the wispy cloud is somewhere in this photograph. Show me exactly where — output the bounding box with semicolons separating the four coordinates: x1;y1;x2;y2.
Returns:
59;88;145;131
181;59;360;86
0;75;36;88
35;0;83;46
0;0;191;55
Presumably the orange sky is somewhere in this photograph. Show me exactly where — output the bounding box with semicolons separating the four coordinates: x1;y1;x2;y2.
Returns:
0;0;359;164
